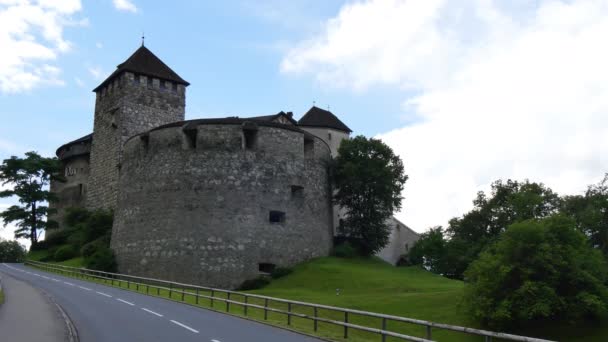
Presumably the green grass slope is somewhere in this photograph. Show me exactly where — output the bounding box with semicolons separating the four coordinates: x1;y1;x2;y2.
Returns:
250;257;608;342
250;257;473;341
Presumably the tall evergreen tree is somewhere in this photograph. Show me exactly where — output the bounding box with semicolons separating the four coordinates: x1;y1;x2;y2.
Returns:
0;152;61;246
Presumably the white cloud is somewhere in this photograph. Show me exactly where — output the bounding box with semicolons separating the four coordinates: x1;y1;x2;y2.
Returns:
88;66;105;80
0;0;84;93
282;0;608;232
113;0;137;13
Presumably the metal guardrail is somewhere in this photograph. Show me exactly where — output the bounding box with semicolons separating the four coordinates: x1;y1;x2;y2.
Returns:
26;260;554;342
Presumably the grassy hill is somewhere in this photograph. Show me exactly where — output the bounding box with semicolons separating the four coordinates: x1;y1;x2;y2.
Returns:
250;257;608;342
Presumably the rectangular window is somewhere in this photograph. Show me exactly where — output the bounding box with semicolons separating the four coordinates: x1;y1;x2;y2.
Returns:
134;75;140;84
269;210;285;223
172;83;178;92
160;80;167;90
147;77;153;87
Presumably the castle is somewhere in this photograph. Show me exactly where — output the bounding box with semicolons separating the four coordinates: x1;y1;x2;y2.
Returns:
50;45;419;288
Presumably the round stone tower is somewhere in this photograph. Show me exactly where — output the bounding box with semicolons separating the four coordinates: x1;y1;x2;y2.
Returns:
111;119;334;289
86;45;189;210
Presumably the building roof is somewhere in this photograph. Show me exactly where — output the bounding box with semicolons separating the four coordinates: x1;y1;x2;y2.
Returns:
248;111;298;125
93;45;189;92
56;133;93;159
298;106;352;133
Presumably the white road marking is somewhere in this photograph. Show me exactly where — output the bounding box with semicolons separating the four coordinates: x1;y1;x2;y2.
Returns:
211;340;222;342
51;279;60;282
96;291;112;298
170;320;199;334
64;282;75;286
116;298;135;306
141;308;163;317
78;286;92;291
41;276;50;279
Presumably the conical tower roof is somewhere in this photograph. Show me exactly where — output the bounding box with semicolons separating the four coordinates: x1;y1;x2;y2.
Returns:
298;106;352;133
93;45;189;92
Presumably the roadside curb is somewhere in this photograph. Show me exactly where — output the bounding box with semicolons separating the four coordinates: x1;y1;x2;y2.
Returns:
41;288;80;342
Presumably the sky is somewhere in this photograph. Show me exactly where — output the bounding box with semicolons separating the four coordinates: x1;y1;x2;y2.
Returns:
1;0;608;246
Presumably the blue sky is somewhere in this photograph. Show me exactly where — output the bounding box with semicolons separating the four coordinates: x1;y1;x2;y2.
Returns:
2;0;608;244
0;0;408;160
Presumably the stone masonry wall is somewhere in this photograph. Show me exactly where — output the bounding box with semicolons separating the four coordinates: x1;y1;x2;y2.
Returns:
111;123;333;289
49;155;90;227
86;72;186;210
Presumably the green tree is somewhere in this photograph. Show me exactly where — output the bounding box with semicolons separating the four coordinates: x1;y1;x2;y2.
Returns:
0;239;27;262
408;227;447;273
333;136;408;256
464;215;608;329
561;174;608;256
444;179;560;279
0;152;62;246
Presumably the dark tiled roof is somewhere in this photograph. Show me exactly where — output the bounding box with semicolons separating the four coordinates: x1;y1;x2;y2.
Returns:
298;106;352;133
93;45;189;92
56;133;93;158
248;111;298;125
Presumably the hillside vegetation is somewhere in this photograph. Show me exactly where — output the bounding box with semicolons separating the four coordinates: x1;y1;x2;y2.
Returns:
250;257;608;342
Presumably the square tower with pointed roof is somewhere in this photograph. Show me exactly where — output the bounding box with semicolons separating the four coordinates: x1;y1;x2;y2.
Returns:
86;45;189;210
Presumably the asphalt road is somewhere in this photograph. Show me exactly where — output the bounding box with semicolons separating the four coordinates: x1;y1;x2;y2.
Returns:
0;263;322;342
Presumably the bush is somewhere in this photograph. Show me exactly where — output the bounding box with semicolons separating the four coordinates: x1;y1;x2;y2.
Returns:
81;241;100;259
237;276;270;290
464;215;608;329
332;242;358;258
270;267;293;279
396;254;412;267
80;235;111;259
54;245;78;261
85;248;117;272
41;229;71;249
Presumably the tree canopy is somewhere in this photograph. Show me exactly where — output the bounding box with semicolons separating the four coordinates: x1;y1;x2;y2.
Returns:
0;239;27;262
464;215;608;329
561;174;608;256
333;135;408;256
0;152;61;246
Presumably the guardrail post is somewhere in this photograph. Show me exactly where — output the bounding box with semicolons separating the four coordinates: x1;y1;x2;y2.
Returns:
344;312;348;338
381;318;387;342
136;282;139;291
146;284;149;295
287;303;292;325
426;325;432;339
211;290;214;307
127;279;130;289
181;288;185;301
195;289;199;305
314;307;318;332
169;283;173;299
264;298;268;320
226;293;231;312
485;337;492;342
157;285;160;295
244;295;248;316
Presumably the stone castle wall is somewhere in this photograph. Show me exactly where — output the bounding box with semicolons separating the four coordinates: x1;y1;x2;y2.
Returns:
86;72;186;210
111;122;334;288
